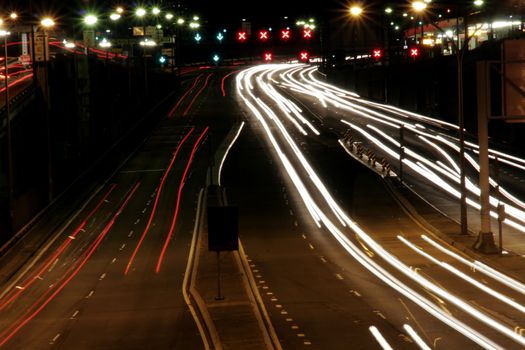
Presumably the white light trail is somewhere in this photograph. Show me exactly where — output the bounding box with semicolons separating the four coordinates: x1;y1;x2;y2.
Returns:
236;64;507;349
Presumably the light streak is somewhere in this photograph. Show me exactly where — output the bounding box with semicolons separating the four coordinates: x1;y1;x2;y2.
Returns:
218;122;245;186
369;326;394;350
237;64;505;349
156;127;209;273
125;129;194;275
403;324;432;350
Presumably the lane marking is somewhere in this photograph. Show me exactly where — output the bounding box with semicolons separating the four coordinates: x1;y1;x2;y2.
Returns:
50;333;61;343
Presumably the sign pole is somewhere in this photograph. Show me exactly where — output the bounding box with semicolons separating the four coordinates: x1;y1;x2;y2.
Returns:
215;251;223;300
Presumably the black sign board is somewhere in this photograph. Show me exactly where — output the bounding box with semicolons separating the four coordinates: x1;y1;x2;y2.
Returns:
208;206;238;251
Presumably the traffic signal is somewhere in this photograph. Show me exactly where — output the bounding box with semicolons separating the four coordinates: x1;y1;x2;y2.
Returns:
299;51;309;62
303;29;312;39
259;30;269;41
213;54;220;63
281;29;291;40
237;31;247;42
409;47;419;58
263;52;273;61
159;56;167;65
216;32;224;42
194;33;202;43
372;49;382;60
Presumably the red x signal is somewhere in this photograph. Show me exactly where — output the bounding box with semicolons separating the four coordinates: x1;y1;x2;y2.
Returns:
264;52;273;61
281;29;290;40
237;31;247;42
259;30;269;41
410;47;419;57
300;51;309;61
303;29;312;39
373;49;382;59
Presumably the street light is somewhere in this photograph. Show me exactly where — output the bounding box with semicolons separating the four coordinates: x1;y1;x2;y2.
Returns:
350;5;363;17
151;7;161;16
408;1;486;241
83;14;98;26
136;8;146;18
349;5;363;59
40;17;55;202
109;13;121;21
412;1;428;12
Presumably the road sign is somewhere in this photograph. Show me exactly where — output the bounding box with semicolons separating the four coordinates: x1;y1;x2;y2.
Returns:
259;30;269;41
19;54;31;65
208;206;238;251
303;29;312;39
300;51;309;61
237;31;247;42
34;32;49;62
281;29;291;40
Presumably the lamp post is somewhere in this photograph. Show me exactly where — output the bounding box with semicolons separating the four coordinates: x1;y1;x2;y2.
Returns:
0;21;13;231
349;5;363;59
40;17;55;201
409;1;486;240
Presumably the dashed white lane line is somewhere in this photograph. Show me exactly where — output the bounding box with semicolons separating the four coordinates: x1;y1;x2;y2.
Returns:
120;243;126;251
128;231;134;238
134;219;140;225
335;273;344;280
320;257;327;263
308;243;315;250
50;333;61;344
99;273;106;281
86;290;94;298
111;257;117;264
70;310;79;319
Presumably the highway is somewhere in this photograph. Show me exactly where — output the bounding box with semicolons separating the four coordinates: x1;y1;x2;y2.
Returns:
1;62;525;350
0;68;237;349
229;64;525;349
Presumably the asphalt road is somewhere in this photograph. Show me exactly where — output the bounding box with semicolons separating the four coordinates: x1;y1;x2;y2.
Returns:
0;67;238;349
2;63;525;350
229;64;525;349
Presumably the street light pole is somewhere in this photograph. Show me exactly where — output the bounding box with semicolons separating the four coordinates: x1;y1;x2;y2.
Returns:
3;30;14;231
40;18;55;202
